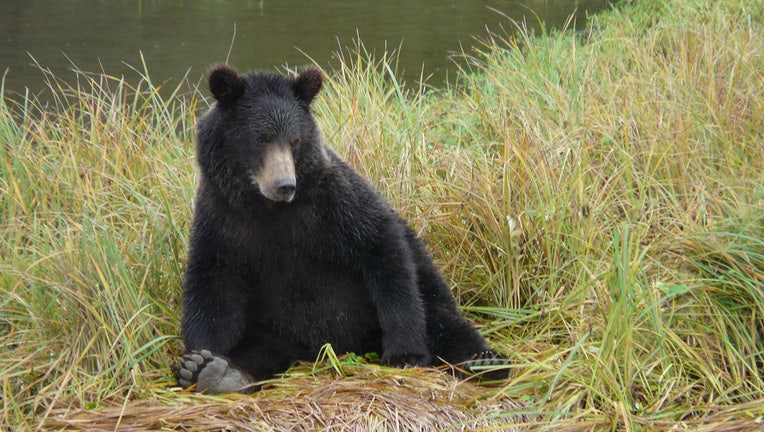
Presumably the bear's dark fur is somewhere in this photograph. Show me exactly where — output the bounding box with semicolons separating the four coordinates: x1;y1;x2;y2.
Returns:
177;65;508;393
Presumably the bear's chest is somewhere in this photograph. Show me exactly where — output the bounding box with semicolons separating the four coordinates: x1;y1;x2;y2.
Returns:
243;239;379;352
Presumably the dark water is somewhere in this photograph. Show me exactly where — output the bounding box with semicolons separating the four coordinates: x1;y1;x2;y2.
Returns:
1;0;611;98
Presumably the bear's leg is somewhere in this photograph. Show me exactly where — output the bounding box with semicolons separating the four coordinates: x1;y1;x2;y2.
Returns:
426;307;512;380
426;309;491;362
177;329;299;394
404;227;511;379
177;350;256;393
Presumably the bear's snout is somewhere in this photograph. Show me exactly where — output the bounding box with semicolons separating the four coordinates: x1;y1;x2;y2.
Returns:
273;177;296;201
251;144;297;203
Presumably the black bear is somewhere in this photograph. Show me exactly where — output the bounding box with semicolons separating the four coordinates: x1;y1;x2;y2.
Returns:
176;65;509;393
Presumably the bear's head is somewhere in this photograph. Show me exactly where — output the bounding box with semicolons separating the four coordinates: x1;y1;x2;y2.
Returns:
197;65;326;205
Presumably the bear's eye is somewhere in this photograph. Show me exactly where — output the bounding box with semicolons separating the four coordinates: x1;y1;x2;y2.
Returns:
260;133;273;143
290;137;299;146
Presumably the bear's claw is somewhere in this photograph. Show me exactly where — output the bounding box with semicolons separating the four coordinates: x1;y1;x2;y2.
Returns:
176;349;254;394
460;350;511;380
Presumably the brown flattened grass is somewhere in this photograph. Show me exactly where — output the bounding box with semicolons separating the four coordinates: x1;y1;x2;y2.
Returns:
42;362;528;431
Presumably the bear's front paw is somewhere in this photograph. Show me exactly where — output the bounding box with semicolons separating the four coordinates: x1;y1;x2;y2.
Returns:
176;349;254;394
381;351;431;368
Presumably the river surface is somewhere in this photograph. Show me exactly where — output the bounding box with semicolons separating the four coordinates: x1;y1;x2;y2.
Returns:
1;0;611;98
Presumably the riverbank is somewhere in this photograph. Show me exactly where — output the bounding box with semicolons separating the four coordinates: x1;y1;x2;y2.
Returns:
2;0;763;429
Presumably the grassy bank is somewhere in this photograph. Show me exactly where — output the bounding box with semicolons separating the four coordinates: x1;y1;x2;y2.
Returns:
2;0;763;429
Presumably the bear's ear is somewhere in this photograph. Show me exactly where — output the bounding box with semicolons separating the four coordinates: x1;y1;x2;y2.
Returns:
208;65;245;106
293;68;323;105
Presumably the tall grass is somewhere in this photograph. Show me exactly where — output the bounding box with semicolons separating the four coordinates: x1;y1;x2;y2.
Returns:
0;64;198;427
2;0;763;429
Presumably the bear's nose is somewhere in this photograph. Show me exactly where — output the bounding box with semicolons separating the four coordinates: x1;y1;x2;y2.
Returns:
274;177;296;201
